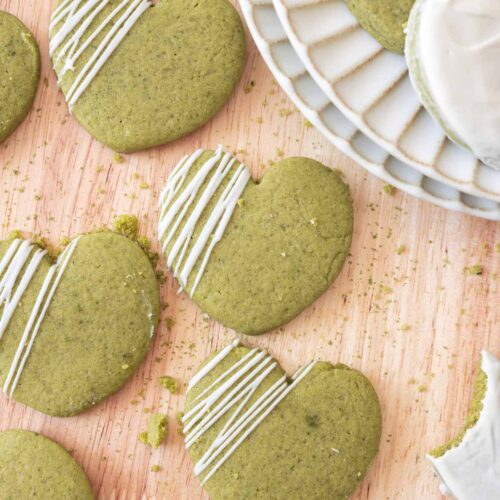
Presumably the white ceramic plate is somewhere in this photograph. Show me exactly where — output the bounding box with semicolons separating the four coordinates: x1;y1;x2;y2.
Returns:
272;0;500;203
238;0;500;220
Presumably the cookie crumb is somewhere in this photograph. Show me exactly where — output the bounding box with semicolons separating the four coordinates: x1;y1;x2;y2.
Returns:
159;376;179;394
176;411;185;436
113;153;125;164
466;264;483;276
165;317;175;332
383;185;396;195
244;80;256;94
139;414;168;449
114;215;138;239
7;230;23;241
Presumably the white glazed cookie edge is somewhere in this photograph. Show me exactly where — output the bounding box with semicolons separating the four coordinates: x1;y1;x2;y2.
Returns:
427;351;500;499
405;0;500;170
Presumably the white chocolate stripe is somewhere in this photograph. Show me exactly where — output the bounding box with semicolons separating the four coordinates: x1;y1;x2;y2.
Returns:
51;0;74;28
3;238;80;396
0;240;35;304
186;360;279;451
184;340;316;484
189;164;250;297
0;239;22;284
66;0;151;107
192;347;260;403
187;338;240;392
170;151;235;278
0;238;80;397
0;241;47;340
200;362;315;485
196;374;288;477
159;151;204;222
158;149;251;298
183;349;269;431
50;0;152;108
55;0;110;69
59;0;130;77
160;148;224;259
50;0;102;55
183;354;275;442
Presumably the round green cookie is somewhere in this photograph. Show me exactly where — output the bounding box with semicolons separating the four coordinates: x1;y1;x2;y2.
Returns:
50;0;246;153
348;0;415;54
0;231;160;417
158;149;354;336
0;430;94;499
0;11;40;144
184;342;382;499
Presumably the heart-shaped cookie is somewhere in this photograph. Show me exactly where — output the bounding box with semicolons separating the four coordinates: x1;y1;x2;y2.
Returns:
183;340;382;499
0;231;160;417
158;148;353;335
0;11;40;144
49;0;246;153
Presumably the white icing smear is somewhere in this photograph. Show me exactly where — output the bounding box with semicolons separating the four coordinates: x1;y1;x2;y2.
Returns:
158;148;251;298
413;0;500;169
50;0;152;108
183;340;316;484
428;351;500;499
0;238;80;396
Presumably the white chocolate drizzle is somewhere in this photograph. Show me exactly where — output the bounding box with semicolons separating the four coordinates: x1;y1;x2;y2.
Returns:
183;339;316;485
0;240;47;340
50;0;152;108
428;351;500;499
158;147;251;298
0;238;80;396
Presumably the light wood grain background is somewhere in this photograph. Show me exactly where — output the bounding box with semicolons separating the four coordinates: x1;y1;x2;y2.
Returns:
0;1;498;499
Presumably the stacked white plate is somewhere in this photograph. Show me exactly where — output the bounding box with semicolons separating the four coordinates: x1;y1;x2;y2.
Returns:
239;0;500;220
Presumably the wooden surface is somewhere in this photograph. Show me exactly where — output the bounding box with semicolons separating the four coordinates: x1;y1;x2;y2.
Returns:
0;1;498;499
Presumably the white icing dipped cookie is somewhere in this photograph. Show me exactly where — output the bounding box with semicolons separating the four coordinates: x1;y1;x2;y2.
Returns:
406;0;500;170
428;351;500;499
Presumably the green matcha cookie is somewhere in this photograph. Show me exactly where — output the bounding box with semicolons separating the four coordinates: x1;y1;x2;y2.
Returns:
348;0;415;54
0;429;94;499
158;148;353;336
183;340;382;499
49;0;246;153
0;231;160;417
0;11;40;144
